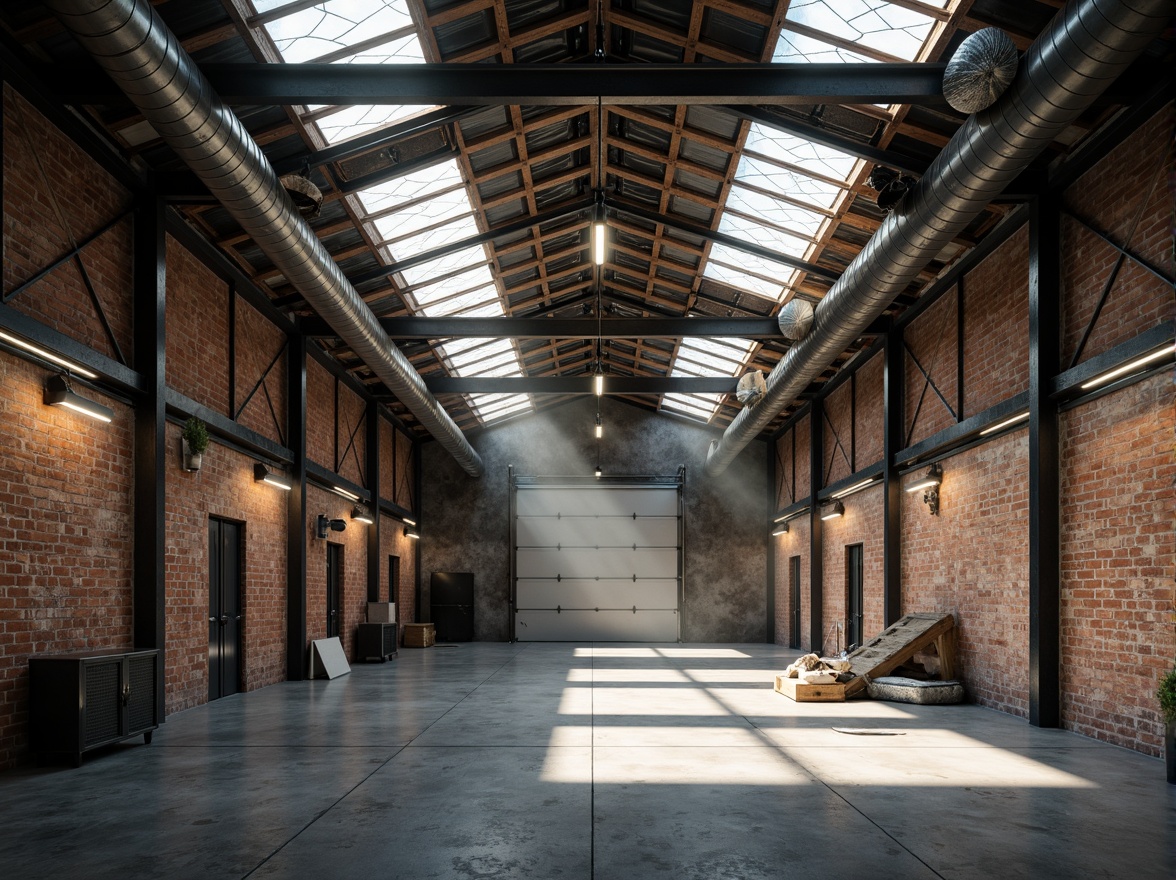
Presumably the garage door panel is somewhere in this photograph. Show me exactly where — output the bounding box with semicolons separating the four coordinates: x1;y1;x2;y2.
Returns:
516;579;678;609
517;489;677;518
517;547;677;579
516;609;679;641
516;516;677;547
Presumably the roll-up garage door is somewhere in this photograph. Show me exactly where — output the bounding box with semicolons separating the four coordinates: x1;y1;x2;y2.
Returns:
512;475;682;642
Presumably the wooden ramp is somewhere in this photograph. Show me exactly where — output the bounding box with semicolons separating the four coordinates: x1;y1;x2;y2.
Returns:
844;613;955;698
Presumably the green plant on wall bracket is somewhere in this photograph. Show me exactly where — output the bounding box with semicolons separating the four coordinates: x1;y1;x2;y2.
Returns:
182;416;210;456
1158;667;1176;726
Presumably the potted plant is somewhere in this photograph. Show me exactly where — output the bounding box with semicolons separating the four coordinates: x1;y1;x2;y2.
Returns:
181;416;210;472
1158;666;1176;784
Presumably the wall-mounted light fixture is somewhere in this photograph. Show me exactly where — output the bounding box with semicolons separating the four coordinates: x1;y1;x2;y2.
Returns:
979;411;1028;436
1080;344;1173;390
906;464;942;516
43;374;113;422
2;331;98;379
771;523;789;536
830;476;880;499
316;514;346;539
594;464;602;479
254;463;292;490
403;526;420;540
819;501;844;521
351;505;374;525
332;485;360;502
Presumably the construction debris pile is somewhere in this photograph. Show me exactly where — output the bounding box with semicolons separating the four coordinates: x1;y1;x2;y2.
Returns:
781;653;856;686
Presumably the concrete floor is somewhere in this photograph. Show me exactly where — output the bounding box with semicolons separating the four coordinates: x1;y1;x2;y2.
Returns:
0;643;1172;879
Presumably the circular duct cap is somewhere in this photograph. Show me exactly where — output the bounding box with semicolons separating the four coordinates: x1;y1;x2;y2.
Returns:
736;370;767;407
943;28;1019;115
279;173;324;219
778;299;814;341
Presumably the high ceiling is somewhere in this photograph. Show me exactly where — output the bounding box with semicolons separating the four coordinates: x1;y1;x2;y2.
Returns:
1;0;1155;438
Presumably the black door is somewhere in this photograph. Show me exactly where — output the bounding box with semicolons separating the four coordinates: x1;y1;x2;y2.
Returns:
209;517;242;700
327;543;342;638
846;544;864;649
388;555;400;604
789;556;802;649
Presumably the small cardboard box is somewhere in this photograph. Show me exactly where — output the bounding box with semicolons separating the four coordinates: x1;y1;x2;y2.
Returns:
367;602;396;623
403;623;435;648
774;673;846;702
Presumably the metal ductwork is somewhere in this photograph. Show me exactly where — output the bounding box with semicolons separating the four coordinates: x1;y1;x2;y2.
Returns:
704;0;1170;477
47;0;485;477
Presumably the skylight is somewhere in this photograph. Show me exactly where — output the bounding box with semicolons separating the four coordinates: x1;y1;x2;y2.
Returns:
663;338;755;423
781;0;938;63
257;1;532;425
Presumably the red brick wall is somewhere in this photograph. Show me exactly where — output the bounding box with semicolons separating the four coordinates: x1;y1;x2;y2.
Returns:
774;517;810;650
164;422;287;713
1061;105;1172;367
234;296;287;443
902;433;1030;717
2;86;134;365
821;485;885;651
379;513;419;634
393;426;416;513
305;484;368;662
963;228;1030;416
0;352;134;770
903;288;959;445
854;352;884;467
822;380;855;486
1060;373;1175;756
166;235;230;413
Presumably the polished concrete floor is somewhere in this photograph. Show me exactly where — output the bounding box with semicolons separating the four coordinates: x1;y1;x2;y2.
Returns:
0;642;1172;879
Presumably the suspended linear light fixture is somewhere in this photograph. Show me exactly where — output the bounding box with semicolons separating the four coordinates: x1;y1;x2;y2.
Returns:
43;374;113;422
591;96;607;266
595;412;603;439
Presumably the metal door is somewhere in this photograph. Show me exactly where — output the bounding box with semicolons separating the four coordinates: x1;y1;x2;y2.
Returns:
388;555;400;604
846;544;864;649
208;517;242;700
327;543;342;638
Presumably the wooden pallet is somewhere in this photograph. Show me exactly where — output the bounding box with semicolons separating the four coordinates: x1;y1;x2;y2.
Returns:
844;613;956;698
774;674;846;702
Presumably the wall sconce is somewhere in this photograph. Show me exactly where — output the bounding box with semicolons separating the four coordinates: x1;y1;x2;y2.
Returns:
316;514;346;539
43;374;113;422
403;526;420;540
771;523;789;536
906;464;942;516
819;501;844;521
351;505;374;525
254;463;292;490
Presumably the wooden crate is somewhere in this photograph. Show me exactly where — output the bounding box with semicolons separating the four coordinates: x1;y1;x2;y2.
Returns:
774;674;846;702
403;623;435;648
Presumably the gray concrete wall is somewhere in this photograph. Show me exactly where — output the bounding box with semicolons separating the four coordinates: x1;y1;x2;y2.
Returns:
420;397;767;642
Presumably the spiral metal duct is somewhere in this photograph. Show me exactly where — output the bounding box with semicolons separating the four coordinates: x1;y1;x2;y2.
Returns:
47;0;485;477
704;0;1170;477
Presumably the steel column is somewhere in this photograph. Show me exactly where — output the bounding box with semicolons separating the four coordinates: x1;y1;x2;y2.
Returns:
366;401;380;603
286;334;308;680
882;329;904;625
1028;194;1062;728
132;195;166;713
808;400;824;652
766;441;776;644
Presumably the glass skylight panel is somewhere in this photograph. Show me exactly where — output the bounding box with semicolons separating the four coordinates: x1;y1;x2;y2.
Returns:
743;126;859;183
773;30;875;64
784;0;936;62
735;155;845;212
470;394;531;419
313;105;429;147
383;214;481;259
724;187;826;239
407;264;495;306
704;243;796;300
672;338;754;378
400;246;492;292
718;213;811;259
662;393;723;420
358;166;465;216
260;1;415;64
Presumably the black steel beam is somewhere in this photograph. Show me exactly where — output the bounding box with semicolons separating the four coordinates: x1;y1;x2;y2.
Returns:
302;315;889;339
612;200;841;282
893;392;1029;468
1028;194;1061;728
52;62;949;107
766;442;776;645
286;335;308;681
132;196;166;715
1053;321;1175;406
422;376;736;394
882;330;903;625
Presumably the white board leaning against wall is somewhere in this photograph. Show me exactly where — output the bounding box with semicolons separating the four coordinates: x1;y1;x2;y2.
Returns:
511;472;684;642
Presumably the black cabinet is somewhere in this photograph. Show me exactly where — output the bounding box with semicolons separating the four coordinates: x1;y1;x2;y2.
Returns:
29;649;161;766
356;623;398;662
431;572;474;642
